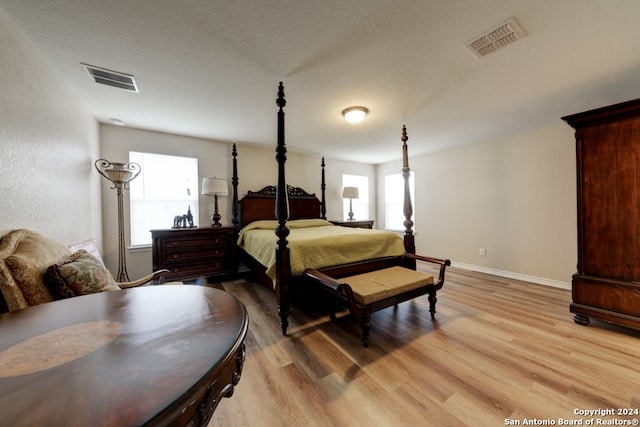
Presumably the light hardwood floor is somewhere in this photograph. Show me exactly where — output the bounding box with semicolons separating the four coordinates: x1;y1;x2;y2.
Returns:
208;266;640;427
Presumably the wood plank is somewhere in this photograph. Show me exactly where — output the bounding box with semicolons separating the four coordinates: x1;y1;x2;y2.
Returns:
208;267;640;426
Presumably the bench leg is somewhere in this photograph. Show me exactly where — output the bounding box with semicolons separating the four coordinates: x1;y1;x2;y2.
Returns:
428;290;437;319
329;300;338;321
360;312;371;348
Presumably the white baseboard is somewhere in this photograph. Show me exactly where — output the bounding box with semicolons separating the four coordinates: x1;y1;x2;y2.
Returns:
452;262;571;290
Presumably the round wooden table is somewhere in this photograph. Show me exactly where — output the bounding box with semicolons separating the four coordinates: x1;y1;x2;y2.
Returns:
0;285;248;427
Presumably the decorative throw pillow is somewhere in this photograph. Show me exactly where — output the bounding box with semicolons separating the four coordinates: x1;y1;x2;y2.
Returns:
46;250;120;298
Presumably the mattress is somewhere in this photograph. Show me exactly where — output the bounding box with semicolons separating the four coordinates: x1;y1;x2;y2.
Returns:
237;219;406;285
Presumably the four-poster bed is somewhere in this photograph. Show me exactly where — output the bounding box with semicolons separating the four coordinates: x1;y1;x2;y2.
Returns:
231;82;448;336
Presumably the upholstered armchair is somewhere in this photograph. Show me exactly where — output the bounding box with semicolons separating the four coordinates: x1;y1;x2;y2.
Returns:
0;229;167;314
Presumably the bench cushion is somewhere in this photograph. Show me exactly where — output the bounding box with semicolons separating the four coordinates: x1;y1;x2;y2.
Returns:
342;266;434;305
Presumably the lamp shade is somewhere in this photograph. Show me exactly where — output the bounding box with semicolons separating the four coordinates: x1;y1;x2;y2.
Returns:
342;186;359;199
201;177;228;196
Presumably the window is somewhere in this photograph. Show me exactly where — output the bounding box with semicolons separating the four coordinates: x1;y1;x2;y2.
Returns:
129;152;199;246
342;174;369;221
384;172;415;231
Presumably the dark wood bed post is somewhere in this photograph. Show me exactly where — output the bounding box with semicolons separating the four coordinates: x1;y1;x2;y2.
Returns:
320;157;327;220
231;143;240;229
275;82;292;335
401;125;417;269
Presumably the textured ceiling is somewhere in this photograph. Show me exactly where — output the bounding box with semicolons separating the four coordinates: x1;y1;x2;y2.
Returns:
3;0;640;164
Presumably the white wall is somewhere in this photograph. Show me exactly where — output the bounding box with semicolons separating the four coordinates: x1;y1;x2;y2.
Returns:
99;125;230;279
234;146;375;221
103;121;578;286
323;159;376;222
99;126;370;279
0;8;101;245
377;122;577;287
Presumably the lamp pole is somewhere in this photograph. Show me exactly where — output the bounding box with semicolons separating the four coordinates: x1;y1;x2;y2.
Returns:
348;197;355;221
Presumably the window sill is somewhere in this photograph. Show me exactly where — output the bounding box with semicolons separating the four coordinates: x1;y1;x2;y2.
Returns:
129;245;152;253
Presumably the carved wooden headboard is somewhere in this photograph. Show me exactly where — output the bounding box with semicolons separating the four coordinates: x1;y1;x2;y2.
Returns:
238;185;321;228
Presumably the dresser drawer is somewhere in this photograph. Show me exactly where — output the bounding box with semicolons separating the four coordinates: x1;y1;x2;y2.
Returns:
151;226;237;282
161;235;228;253
163;258;229;278
161;251;227;267
162;245;231;260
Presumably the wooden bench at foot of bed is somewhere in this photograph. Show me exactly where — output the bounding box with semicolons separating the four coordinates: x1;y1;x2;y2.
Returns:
304;253;451;347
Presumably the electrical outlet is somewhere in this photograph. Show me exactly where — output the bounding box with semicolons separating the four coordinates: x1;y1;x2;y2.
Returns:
479;248;486;256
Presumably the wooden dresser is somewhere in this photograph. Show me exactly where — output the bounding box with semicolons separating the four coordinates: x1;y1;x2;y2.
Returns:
563;98;640;330
151;226;236;282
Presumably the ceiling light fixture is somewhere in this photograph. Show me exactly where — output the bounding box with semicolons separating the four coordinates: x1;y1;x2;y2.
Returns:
342;106;369;124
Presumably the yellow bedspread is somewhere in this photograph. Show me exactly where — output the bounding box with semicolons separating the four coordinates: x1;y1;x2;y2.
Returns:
237;219;406;285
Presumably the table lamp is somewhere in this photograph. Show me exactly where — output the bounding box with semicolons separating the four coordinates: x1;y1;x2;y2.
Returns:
342;186;359;221
202;177;228;226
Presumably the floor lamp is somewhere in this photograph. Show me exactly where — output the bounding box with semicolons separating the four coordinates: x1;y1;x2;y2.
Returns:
95;159;141;282
342;186;359;221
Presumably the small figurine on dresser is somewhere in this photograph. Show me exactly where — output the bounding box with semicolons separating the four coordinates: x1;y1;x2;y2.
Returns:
172;206;196;228
186;206;194;227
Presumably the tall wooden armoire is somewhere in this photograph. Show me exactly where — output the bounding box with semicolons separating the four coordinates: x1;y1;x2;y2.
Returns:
563;99;640;330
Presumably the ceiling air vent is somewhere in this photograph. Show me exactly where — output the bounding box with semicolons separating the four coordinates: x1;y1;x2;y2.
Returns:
82;63;139;92
464;18;526;58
